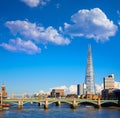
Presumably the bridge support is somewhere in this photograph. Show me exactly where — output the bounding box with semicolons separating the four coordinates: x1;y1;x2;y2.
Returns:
96;97;101;109
38;102;43;107
71;98;77;109
18;100;23;110
38;102;40;106
0;105;2;111
56;101;61;106
118;99;120;107
44;99;48;109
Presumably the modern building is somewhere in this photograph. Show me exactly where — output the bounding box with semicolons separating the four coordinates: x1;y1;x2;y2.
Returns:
77;83;86;96
85;45;95;94
102;74;115;99
103;74;114;89
51;89;64;98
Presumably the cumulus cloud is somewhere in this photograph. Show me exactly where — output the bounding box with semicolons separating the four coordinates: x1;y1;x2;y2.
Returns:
50;85;77;95
37;90;50;95
0;38;40;54
68;85;77;94
5;20;70;45
21;0;49;7
95;84;103;94
114;81;120;89
64;8;117;42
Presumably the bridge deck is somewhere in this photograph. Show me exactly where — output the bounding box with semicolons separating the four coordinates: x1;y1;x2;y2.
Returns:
2;98;118;105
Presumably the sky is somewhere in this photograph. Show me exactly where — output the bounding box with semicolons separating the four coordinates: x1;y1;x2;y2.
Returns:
0;0;120;95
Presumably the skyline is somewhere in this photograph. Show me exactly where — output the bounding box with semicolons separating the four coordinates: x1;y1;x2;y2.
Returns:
0;0;120;95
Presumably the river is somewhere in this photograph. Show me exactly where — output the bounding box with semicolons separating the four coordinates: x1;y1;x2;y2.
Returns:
0;103;120;118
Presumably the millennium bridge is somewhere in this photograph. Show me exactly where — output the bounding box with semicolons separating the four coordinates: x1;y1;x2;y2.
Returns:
0;98;120;110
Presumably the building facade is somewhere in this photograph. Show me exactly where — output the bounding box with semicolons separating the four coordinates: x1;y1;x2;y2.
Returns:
102;88;118;100
51;89;64;98
77;83;86;96
102;74;115;99
85;45;95;94
103;74;114;89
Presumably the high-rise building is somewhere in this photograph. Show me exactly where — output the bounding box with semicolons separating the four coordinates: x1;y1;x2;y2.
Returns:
103;74;114;89
102;74;115;99
77;83;86;96
85;45;95;94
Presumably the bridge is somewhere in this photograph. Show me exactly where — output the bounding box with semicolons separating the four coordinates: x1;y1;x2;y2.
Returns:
1;98;119;110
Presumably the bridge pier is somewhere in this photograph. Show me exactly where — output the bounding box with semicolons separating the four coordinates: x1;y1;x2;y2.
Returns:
118;99;120;107
38;102;43;107
38;102;42;106
0;105;2;111
71;98;77;109
44;99;48;109
56;101;61;106
96;97;101;109
18;100;23;110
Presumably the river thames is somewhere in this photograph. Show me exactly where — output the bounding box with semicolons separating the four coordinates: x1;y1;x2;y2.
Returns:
0;103;120;118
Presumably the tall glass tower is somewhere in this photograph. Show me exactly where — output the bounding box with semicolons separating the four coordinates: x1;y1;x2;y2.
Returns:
85;45;95;94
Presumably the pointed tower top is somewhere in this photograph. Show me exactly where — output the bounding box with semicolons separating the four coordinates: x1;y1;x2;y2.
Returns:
88;44;91;52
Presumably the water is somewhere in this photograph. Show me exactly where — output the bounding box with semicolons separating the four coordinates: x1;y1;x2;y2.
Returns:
0;103;120;118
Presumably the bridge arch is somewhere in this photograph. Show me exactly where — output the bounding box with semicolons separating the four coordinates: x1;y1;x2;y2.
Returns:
48;101;72;105
101;102;118;107
78;101;98;107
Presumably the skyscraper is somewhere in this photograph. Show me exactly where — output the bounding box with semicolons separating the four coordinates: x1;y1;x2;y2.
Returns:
85;45;95;94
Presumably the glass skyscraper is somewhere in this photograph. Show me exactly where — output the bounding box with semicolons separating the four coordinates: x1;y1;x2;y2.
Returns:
85;45;95;94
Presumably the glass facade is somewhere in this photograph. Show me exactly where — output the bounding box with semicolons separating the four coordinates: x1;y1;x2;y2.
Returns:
85;45;95;94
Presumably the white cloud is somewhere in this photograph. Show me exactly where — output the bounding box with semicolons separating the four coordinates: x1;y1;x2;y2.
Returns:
95;84;103;94
6;20;70;45
21;0;49;7
0;38;40;54
64;8;118;42
114;81;120;89
50;85;77;95
68;85;77;94
38;90;50;95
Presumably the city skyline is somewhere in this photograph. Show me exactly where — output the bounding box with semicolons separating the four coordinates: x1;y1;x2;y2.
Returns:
0;0;120;95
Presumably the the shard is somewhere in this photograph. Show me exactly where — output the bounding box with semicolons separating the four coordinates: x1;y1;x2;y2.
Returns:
85;45;95;94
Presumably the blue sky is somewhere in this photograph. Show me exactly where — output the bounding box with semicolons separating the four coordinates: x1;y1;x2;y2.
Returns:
0;0;120;95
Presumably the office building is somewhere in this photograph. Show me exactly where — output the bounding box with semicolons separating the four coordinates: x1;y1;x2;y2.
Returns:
77;83;86;96
51;89;64;98
85;45;95;94
103;74;114;89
